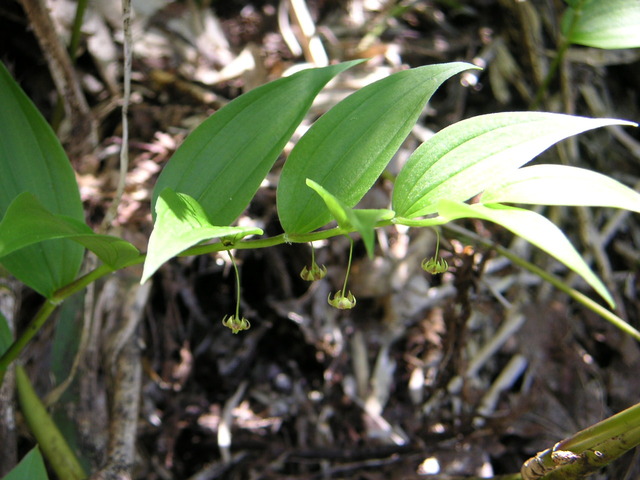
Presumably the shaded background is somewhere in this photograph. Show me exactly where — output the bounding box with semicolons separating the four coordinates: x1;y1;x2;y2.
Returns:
1;0;639;478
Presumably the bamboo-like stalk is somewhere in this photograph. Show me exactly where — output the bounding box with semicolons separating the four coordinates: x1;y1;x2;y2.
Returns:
522;402;640;479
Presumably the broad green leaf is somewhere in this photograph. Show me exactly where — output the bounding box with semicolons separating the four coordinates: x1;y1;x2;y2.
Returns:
152;60;363;226
277;62;475;234
2;447;49;480
0;61;84;298
393;112;634;219
142;189;263;283
436;200;614;307
305;179;394;258
0;193;139;271
481;165;640;212
562;0;640;49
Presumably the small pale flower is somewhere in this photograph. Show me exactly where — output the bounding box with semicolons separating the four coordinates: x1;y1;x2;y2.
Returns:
328;291;357;309
222;315;251;334
422;257;449;275
300;262;328;281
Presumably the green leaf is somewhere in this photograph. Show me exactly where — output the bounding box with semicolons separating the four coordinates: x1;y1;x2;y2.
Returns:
562;0;640;49
2;447;49;480
142;189;263;283
481;165;640;212
393;112;634;219
0;61;85;298
305;179;394;258
277;62;475;234
0;193;140;271
152;60;363;226
436;200;614;307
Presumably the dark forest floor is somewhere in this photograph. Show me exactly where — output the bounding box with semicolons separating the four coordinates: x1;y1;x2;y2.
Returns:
1;1;640;479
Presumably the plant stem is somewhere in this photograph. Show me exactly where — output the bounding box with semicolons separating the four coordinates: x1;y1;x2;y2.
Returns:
525;401;640;479
0;225;377;384
183;226;351;256
53;263;116;300
443;223;640;342
228;251;241;319
531;0;586;109
342;237;354;297
557;401;640;454
51;0;88;130
0;263;114;387
102;0;132;229
0;300;57;386
2;210;636;386
16;365;86;480
68;0;89;63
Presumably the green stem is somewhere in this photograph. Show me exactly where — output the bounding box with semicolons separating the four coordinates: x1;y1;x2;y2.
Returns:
526;402;640;479
68;0;89;63
53;263;117;301
228;251;241;319
183;226;350;257
0;300;57;386
502;252;640;341
393;216;449;228
16;365;86;480
0;263;115;387
557;401;640;453
51;0;89;131
342;237;354;297
2;207;636;387
531;0;586;109
443;223;640;342
0;226;370;384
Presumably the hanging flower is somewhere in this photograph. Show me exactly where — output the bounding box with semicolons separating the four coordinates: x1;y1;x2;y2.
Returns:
328;290;357;309
422;256;449;275
422;229;449;275
300;262;328;281
326;237;357;310
222;315;251;334
301;243;327;281
222;250;250;333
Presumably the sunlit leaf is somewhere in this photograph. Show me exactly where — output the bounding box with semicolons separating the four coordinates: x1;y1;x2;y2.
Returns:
481;165;640;212
0;61;84;297
0;193;140;271
436;199;613;307
393;112;634;219
142;189;263;284
562;0;640;49
152;60;363;226
278;62;475;234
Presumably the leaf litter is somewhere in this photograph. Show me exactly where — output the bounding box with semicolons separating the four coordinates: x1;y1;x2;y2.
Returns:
2;0;640;478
